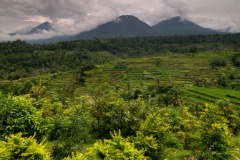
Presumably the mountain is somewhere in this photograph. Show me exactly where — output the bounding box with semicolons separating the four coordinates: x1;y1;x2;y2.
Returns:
152;16;218;35
27;21;53;34
30;15;224;43
71;15;221;40
71;15;155;40
9;21;53;36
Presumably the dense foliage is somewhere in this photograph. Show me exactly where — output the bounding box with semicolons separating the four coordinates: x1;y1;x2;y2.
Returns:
0;92;48;140
0;34;240;159
0;34;240;80
0;89;239;159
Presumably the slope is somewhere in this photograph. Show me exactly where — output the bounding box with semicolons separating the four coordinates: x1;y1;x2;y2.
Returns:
152;16;219;35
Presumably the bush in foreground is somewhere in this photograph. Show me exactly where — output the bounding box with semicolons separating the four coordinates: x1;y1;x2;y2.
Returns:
0;133;51;160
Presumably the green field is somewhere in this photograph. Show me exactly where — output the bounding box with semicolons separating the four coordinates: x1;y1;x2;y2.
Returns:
1;38;240;160
23;51;240;106
83;52;239;102
185;87;240;104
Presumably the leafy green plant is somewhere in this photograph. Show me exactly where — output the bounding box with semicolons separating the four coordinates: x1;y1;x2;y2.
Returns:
134;132;159;158
196;104;231;159
0;92;47;140
87;95;150;138
0;133;51;160
63;152;87;160
50;103;91;159
87;130;147;160
135;112;171;159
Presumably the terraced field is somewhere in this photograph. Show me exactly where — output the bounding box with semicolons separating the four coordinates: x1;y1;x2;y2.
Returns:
82;52;233;90
2;51;240;105
81;51;240;105
186;87;240;105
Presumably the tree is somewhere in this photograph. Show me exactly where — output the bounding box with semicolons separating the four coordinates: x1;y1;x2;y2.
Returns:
189;45;198;53
231;53;240;67
196;104;231;159
50;103;91;159
30;79;47;101
87;94;151;138
0;92;47;140
216;99;240;134
135;112;171;159
209;59;227;69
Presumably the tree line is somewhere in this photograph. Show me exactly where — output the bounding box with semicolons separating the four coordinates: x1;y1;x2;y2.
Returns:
1;34;240;80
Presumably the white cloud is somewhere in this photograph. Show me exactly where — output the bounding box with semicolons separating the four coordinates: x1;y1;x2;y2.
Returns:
0;0;240;41
25;16;52;23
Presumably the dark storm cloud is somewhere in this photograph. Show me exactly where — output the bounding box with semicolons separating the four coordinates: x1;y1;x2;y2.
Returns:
0;0;240;41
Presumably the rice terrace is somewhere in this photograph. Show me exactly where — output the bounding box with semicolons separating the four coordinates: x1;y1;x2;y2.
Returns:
0;1;240;159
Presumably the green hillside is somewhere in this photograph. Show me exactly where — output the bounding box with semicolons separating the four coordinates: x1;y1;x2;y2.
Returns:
1;36;240;160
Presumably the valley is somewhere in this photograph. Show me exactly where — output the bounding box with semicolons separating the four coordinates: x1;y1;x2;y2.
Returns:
0;35;240;159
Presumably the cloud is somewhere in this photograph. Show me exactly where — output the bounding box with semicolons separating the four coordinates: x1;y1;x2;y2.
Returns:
25;16;52;23
186;0;240;32
0;0;240;41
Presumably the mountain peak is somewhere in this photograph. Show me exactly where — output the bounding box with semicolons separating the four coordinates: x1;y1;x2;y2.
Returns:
170;16;181;21
72;15;153;39
27;21;53;34
161;16;189;23
119;15;136;19
114;15;141;23
40;21;52;28
9;21;53;36
43;21;51;24
24;15;222;42
70;15;221;40
152;16;218;35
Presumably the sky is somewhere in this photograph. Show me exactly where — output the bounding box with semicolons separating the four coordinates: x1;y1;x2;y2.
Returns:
0;0;240;41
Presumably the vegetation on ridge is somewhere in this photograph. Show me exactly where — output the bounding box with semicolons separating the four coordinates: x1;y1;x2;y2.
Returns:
0;34;240;159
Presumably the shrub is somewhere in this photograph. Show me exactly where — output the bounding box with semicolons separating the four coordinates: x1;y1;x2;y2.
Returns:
231;53;240;67
88;96;150;138
217;75;228;87
196;104;231;159
63;152;87;160
50;103;91;159
0;92;47;140
209;59;227;69
135;112;171;159
0;133;51;160
87;130;147;159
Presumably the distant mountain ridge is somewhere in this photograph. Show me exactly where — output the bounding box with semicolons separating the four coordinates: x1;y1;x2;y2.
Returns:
71;15;155;40
71;15;220;40
152;16;218;35
27;15;224;43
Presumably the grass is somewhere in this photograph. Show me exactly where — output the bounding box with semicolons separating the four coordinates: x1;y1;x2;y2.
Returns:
86;52;232;87
186;87;240;105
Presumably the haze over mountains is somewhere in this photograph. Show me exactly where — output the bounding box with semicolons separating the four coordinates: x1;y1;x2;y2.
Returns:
73;15;220;40
12;15;223;42
152;16;218;36
27;22;53;35
9;22;53;36
71;15;155;40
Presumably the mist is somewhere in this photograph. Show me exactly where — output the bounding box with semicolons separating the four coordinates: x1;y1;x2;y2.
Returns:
1;0;239;41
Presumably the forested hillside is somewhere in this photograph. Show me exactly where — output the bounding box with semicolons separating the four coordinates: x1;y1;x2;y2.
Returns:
0;34;240;160
1;34;240;80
